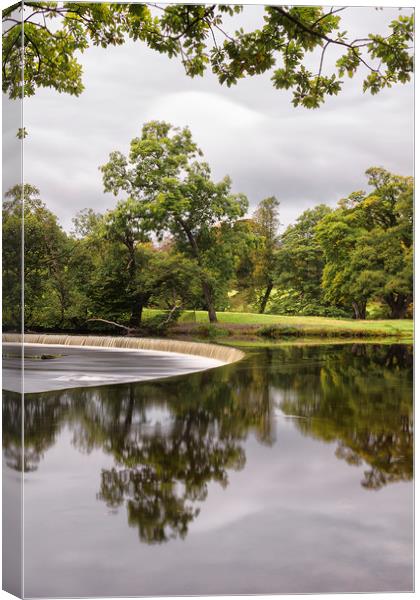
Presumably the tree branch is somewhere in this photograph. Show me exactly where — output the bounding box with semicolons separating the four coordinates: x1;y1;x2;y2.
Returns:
272;6;365;52
271;7;384;78
24;31;42;75
315;40;330;88
2;31;21;80
86;318;132;331
311;7;347;28
2;2;23;18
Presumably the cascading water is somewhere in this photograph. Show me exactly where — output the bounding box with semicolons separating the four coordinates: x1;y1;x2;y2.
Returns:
2;333;245;393
2;333;244;364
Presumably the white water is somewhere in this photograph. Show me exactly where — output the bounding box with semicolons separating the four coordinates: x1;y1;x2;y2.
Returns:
2;339;239;393
2;333;244;363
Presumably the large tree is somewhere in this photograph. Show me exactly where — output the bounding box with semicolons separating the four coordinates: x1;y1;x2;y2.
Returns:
3;4;413;107
316;168;413;319
345;169;413;319
101;120;248;322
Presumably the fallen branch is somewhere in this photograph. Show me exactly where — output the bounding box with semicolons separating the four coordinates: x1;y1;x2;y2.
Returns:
160;304;183;326
85;318;132;332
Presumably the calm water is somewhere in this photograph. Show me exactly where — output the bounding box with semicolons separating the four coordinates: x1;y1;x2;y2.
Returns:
2;343;413;596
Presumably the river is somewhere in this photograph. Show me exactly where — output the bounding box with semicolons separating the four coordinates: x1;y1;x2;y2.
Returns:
2;342;413;596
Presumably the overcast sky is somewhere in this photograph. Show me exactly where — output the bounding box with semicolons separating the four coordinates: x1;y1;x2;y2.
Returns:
5;3;414;232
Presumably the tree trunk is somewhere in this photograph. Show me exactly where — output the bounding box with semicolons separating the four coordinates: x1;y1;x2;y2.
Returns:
201;280;217;323
352;300;366;319
259;281;273;314
175;218;218;322
123;387;135;433
129;300;143;327
385;293;409;319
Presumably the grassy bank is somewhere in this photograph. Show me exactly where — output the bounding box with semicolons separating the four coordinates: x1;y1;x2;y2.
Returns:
143;309;413;340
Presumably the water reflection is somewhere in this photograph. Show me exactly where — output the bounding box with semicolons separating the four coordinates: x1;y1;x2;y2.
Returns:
275;344;413;490
2;343;413;545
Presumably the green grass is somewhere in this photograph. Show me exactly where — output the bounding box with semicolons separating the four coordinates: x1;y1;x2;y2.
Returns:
143;308;413;338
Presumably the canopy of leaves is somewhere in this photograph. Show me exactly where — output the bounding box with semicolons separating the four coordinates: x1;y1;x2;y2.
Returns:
2;3;414;107
274;204;332;313
316;168;413;318
101;120;248;321
2;184;74;328
2;166;413;330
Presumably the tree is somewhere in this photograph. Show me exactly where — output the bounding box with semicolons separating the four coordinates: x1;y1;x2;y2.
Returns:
148;250;204;313
2;184;24;328
71;207;103;238
316;202;373;319
274;204;338;316
316;168;413;319
2;184;72;328
98;199;154;327
251;197;280;314
346;170;413;319
73;200;204;328
101;121;248;322
3;4;413;107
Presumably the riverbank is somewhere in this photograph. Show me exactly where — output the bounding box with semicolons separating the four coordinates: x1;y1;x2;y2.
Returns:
150;310;413;341
9;313;412;346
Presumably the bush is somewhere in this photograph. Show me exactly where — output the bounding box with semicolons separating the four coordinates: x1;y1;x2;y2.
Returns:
267;290;351;318
138;307;182;336
366;301;390;320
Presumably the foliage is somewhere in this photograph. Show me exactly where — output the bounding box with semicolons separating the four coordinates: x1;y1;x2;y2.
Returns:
134;305;183;336
2;166;413;332
316;168;413;319
275;204;334;314
268;289;350;319
101;120;248;322
249;196;281;313
2;184;74;329
3;4;413;107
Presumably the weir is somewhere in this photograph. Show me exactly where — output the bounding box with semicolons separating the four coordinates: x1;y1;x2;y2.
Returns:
2;333;245;364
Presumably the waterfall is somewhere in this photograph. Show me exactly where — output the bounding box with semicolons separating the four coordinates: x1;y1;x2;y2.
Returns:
2;333;244;364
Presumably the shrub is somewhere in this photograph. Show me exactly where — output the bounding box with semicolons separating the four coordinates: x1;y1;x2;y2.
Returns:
267;290;351;318
138;307;183;336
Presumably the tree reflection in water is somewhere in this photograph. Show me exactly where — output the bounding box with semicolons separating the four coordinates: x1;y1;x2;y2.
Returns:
275;344;413;490
2;343;413;543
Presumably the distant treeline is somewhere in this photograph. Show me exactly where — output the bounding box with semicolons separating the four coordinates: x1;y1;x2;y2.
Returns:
2;122;413;330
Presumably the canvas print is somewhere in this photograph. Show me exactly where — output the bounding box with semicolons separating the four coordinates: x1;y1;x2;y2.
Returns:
2;1;414;598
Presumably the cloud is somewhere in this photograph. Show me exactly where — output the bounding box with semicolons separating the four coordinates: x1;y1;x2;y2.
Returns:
18;6;413;232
